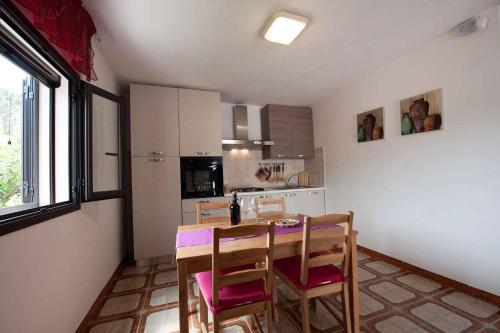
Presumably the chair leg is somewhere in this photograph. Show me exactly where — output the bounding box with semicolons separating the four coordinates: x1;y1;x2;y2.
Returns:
266;300;274;333
213;316;221;333
300;296;310;333
341;283;352;333
310;297;317;312
199;292;208;333
272;275;279;321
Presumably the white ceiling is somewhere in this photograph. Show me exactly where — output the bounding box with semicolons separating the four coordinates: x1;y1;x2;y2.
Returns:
83;0;498;105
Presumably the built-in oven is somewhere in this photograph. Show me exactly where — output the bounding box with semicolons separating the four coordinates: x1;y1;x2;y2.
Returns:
180;157;224;199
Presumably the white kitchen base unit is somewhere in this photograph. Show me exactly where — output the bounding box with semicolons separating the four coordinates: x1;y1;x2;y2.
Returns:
278;189;325;217
182;197;228;225
223;188;326;219
132;156;182;260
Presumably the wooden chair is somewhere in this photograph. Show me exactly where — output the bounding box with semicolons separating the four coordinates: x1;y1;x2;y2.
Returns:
255;197;286;220
273;212;354;333
196;223;275;333
196;201;231;224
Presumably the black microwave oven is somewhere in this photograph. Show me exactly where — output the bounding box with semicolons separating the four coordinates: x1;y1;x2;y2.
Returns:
180;157;224;199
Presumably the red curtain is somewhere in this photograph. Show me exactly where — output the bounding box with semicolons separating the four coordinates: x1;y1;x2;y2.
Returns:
11;0;97;80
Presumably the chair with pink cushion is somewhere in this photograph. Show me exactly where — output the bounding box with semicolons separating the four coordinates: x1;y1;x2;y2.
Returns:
196;222;275;333
273;212;354;333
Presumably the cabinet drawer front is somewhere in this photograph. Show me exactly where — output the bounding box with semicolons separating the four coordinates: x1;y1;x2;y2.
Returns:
130;84;179;157
182;197;229;213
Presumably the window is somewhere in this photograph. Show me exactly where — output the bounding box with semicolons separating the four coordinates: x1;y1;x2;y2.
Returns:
0;56;38;214
0;12;80;235
82;83;125;201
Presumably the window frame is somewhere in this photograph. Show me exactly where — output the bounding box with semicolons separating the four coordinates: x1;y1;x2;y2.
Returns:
0;2;81;236
82;82;126;201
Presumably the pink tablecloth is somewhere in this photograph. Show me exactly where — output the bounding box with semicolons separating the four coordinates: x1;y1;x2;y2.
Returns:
176;220;337;249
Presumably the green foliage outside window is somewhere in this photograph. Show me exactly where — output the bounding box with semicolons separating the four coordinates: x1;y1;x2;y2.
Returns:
0;87;22;208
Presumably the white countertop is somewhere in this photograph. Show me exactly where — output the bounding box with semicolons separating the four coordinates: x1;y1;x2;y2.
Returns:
224;187;325;197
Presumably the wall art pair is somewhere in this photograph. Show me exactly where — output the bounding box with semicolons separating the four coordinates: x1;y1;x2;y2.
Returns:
357;88;443;143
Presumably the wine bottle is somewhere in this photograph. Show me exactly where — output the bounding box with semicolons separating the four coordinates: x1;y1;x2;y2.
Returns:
230;191;241;226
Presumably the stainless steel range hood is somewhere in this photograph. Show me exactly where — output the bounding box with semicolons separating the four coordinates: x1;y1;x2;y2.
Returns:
221;105;274;146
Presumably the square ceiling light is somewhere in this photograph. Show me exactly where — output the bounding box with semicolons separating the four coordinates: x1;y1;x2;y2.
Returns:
263;12;308;45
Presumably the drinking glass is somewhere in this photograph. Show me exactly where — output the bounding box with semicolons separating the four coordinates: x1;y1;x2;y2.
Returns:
239;197;248;221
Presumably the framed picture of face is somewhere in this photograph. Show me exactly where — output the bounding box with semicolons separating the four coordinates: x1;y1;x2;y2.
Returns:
357;107;384;143
400;88;442;135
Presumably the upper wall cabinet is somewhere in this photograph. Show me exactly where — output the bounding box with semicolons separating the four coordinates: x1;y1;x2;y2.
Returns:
130;84;179;157
179;89;222;157
291;107;314;159
261;105;314;159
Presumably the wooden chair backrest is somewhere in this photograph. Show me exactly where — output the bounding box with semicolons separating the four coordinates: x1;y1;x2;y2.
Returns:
300;212;354;286
255;197;286;220
196;201;231;224
211;222;275;307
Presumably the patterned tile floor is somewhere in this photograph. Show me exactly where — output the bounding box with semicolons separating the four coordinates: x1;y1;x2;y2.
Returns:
81;252;499;333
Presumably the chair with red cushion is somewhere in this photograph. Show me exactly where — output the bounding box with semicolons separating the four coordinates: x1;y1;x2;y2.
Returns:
273;212;354;333
196;222;275;333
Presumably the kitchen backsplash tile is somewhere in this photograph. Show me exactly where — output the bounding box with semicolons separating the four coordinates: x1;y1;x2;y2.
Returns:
304;147;325;187
223;150;304;188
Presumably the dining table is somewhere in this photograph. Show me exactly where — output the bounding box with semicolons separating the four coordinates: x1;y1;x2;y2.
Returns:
175;218;360;333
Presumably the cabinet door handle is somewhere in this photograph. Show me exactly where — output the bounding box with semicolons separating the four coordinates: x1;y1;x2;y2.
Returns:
194;152;209;156
308;191;319;195
284;193;296;197
277;154;283;158
298;154;305;158
151;151;165;155
197;200;210;203
151;158;165;162
200;212;212;216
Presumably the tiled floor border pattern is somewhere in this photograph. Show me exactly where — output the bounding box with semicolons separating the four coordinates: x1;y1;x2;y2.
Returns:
79;251;500;333
357;246;500;306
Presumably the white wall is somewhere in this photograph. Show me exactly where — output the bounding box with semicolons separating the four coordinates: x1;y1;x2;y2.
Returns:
0;40;124;333
313;6;500;295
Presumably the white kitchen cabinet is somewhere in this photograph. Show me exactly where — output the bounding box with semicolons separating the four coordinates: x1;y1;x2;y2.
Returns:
182;197;229;225
279;191;302;215
280;189;325;217
130;84;179;157
182;212;197;226
238;193;278;220
300;189;326;217
132;156;181;259
179;89;222;156
182;197;228;213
